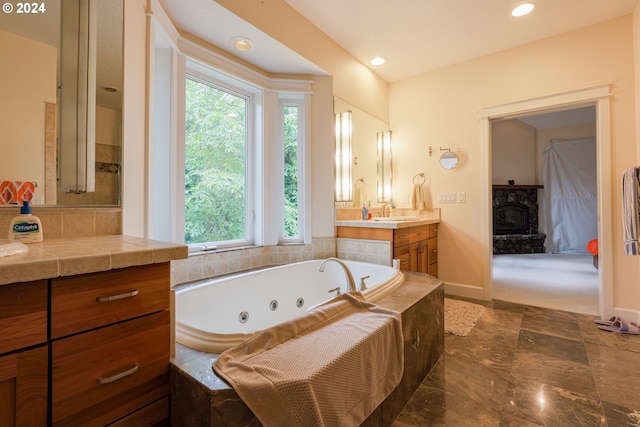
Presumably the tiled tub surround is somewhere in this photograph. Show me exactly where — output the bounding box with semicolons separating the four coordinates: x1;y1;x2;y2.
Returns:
172;237;337;285
0;206;122;240
170;271;444;427
337;237;393;265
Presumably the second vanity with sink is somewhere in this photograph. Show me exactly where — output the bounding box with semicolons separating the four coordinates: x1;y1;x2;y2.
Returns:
336;212;440;276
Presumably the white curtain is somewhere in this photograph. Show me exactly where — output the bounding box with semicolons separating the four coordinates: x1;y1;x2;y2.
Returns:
541;138;597;253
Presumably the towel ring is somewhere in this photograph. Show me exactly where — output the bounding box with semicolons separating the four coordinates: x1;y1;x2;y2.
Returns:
413;173;426;185
355;177;365;187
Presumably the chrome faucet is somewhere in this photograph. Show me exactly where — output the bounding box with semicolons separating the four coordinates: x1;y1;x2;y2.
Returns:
318;257;357;293
381;202;396;217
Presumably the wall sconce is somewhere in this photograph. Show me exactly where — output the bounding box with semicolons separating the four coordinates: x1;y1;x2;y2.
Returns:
377;130;392;202
335;111;352;201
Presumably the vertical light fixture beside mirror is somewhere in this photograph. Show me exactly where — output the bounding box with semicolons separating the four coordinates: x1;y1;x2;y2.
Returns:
377;130;392;202
335;111;352;201
59;0;97;194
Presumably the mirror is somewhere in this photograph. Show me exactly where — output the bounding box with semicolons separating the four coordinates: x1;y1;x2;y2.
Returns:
334;97;389;205
0;0;123;206
439;150;459;170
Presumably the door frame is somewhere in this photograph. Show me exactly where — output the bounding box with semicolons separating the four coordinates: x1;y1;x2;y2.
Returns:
479;84;613;318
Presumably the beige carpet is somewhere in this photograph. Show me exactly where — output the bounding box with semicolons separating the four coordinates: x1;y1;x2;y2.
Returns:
444;298;485;336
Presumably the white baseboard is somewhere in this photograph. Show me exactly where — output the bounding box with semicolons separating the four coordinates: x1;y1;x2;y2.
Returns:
611;307;640;324
444;282;485;301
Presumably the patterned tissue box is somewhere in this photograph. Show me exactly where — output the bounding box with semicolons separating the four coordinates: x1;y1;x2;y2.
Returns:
0;181;36;205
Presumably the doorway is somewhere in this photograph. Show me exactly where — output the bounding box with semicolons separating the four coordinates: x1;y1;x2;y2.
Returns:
491;107;599;314
480;84;613;319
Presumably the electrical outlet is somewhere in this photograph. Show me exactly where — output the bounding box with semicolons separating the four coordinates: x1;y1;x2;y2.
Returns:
457;192;466;203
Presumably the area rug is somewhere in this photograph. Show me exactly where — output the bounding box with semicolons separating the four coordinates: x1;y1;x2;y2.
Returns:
444;298;485;336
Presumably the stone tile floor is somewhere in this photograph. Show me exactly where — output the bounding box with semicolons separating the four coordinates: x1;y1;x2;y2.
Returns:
392;298;640;426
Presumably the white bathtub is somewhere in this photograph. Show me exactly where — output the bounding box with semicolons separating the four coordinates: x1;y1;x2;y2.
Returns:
175;259;404;353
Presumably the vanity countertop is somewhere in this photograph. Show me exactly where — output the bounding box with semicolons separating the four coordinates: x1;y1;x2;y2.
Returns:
0;235;188;286
336;218;440;229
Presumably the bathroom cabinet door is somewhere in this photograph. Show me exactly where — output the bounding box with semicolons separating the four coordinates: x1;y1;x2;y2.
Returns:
0;345;48;427
409;241;429;273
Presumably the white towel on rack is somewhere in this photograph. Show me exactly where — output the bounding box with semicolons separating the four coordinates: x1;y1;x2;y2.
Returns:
622;166;640;255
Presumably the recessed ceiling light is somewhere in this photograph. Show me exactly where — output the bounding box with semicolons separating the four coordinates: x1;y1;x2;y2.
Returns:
231;37;253;52
371;57;385;66
512;2;536;17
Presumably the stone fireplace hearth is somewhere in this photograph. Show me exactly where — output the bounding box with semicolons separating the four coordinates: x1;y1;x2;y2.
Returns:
492;185;546;254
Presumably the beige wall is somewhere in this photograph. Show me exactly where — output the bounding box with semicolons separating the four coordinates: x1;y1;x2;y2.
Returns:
0;29;56;201
492;120;536;185
389;15;638;311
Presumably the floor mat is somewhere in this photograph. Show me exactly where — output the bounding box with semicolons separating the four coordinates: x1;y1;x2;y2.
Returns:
444;298;485;336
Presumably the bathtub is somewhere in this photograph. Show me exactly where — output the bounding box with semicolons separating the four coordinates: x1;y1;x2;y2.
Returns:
175;259;405;353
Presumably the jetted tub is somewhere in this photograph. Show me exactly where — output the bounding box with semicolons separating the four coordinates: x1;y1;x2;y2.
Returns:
175;259;404;353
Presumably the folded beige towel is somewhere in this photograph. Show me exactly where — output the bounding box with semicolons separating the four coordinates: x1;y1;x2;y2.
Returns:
353;184;367;207
213;293;404;427
411;183;425;210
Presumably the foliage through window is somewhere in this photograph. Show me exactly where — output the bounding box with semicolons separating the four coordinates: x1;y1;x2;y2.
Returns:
283;105;299;238
184;77;248;246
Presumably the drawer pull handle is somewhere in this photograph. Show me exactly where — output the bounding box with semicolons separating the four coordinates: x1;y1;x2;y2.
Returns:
96;289;139;302
97;363;139;384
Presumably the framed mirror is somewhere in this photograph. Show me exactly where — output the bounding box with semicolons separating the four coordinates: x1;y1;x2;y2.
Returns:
0;0;123;206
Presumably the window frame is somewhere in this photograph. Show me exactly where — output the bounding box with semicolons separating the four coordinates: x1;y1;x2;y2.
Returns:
278;95;305;243
183;65;260;253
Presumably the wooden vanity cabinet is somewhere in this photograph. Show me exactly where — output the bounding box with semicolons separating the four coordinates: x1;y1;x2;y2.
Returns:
50;263;171;426
337;222;439;276
0;280;48;427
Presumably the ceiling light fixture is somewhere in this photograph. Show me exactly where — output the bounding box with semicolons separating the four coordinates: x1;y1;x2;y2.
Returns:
371;57;385;66
231;37;253;52
512;2;536;17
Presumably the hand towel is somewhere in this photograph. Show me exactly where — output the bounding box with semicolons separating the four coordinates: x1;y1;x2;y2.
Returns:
354;181;366;207
411;183;425;210
622;167;640;255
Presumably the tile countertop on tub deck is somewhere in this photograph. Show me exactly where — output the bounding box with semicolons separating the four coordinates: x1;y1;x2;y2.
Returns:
0;235;188;286
335;218;440;229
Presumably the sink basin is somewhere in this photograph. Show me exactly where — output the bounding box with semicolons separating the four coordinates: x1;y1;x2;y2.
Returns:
0;239;29;257
372;216;420;221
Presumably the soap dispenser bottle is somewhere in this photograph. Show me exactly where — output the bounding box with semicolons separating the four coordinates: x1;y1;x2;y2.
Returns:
8;200;43;243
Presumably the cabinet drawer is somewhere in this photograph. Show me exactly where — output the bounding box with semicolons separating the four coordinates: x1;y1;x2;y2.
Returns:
428;263;438;277
107;397;168;427
52;310;170;426
394;245;410;271
429;223;438;238
51;263;169;338
394;225;429;246
0;281;47;354
428;238;438;264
